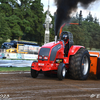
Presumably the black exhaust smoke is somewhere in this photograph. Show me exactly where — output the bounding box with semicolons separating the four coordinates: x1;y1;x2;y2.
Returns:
54;0;97;35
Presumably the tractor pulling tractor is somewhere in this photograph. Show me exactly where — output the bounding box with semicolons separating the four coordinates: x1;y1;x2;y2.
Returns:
31;22;93;80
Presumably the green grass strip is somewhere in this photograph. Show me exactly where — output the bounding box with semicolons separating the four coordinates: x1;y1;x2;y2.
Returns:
0;67;30;72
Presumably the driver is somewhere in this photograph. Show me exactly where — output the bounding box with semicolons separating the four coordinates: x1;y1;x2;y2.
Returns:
63;34;69;44
60;32;69;56
63;34;69;56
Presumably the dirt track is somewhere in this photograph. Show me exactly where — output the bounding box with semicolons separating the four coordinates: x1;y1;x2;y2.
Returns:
0;72;100;100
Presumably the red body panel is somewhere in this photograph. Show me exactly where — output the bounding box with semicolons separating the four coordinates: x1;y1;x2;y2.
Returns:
31;41;84;72
63;45;84;64
68;45;84;56
31;62;59;71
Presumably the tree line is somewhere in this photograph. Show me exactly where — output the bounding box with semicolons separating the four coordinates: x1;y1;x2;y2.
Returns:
0;0;100;50
0;0;45;46
65;12;100;50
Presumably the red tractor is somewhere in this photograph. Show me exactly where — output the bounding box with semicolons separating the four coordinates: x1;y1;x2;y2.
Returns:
31;24;90;80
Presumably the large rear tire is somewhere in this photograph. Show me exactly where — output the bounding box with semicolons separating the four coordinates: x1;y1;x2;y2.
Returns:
57;63;66;80
69;48;90;80
31;68;39;78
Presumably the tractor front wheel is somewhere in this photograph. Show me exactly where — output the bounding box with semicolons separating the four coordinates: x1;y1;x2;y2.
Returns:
69;48;90;80
31;68;39;78
57;63;66;80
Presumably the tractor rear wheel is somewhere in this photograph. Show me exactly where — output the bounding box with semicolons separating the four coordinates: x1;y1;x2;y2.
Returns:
69;48;90;80
31;68;39;78
57;63;66;80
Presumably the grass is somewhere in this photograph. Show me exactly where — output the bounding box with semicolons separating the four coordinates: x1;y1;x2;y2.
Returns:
0;67;30;72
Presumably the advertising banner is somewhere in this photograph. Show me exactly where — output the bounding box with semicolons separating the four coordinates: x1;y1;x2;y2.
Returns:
0;53;5;58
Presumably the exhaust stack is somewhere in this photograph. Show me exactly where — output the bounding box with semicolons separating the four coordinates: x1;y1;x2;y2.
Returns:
55;35;57;43
54;12;58;43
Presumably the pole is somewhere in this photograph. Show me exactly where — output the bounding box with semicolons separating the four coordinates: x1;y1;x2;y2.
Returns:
44;0;50;44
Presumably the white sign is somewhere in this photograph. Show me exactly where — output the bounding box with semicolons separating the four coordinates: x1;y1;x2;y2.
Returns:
24;54;38;59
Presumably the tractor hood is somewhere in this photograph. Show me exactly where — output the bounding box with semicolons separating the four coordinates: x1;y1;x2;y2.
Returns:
42;42;56;48
38;41;64;61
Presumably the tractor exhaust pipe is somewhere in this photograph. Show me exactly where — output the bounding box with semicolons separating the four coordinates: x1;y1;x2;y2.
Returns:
79;10;82;25
55;35;57;43
54;12;57;44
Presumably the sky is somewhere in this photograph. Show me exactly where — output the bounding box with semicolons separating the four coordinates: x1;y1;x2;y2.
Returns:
41;0;57;15
41;0;100;21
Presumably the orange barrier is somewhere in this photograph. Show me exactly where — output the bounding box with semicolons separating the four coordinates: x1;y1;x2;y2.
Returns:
89;52;99;75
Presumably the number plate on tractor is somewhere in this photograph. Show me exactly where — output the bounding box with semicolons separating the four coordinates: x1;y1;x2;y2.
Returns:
38;63;44;66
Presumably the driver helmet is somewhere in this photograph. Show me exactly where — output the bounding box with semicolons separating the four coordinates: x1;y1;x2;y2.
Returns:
63;34;68;41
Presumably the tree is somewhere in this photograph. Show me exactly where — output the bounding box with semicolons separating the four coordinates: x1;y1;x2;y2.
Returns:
94;17;99;24
83;21;100;50
0;0;13;17
67;24;85;46
0;0;45;45
28;0;45;45
6;15;23;40
16;0;45;45
13;0;33;40
85;12;93;22
0;13;11;46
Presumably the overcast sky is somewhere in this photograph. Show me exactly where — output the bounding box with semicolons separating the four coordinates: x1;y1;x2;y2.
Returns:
41;0;100;21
